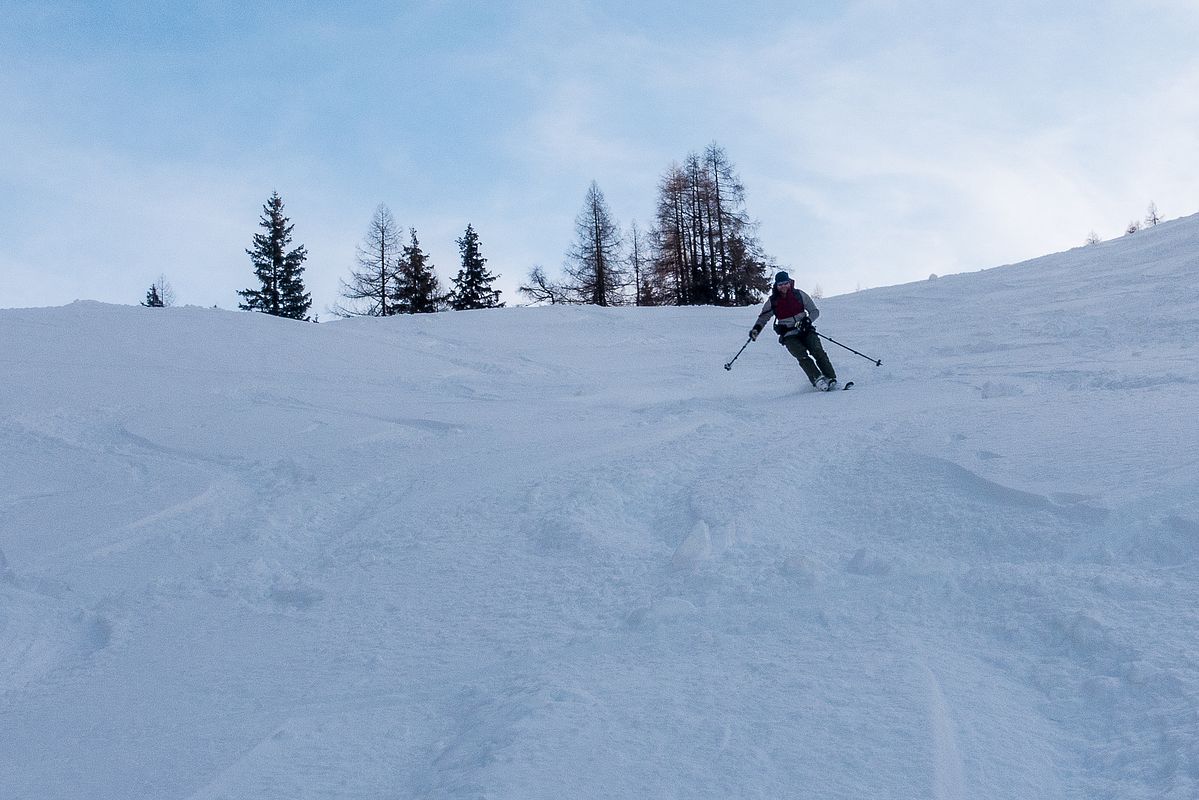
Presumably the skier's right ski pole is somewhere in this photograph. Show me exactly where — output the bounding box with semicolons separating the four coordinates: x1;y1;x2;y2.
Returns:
723;337;752;370
815;331;882;366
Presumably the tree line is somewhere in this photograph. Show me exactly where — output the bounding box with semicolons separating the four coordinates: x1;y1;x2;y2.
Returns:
329;204;502;318
237;193;504;320
1085;201;1166;246
142;142;773;316
142;193;504;319
519;143;773;307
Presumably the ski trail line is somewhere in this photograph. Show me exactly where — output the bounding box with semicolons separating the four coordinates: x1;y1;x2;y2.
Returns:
919;659;966;800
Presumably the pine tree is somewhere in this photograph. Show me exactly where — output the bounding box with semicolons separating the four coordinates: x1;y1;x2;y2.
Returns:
562;182;627;306
394;229;443;313
141;275;174;307
238;192;312;320
448;224;504;310
333;203;403;317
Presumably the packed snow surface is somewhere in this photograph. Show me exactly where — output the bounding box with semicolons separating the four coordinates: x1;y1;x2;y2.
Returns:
3;216;1199;799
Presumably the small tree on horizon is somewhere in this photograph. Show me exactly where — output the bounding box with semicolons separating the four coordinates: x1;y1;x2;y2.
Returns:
1085;230;1102;246
1145;202;1162;227
518;266;570;305
238;191;312;320
394;228;443;314
562;181;627;306
1125;220;1141;236
448;224;504;310
626;220;657;306
333;203;403;317
142;275;175;307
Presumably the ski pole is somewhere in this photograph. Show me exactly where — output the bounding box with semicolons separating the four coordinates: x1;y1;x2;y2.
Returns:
815;331;882;366
723;337;752;371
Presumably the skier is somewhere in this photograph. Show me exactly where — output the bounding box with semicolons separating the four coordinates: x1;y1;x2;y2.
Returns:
749;271;839;390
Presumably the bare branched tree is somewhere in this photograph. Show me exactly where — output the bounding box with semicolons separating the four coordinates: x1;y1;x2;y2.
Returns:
333;203;403;317
626;220;655;306
518;266;571;305
647;143;770;306
562;182;627;306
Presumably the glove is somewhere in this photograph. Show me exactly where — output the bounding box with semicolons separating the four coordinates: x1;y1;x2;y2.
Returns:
749;327;760;341
798;317;813;334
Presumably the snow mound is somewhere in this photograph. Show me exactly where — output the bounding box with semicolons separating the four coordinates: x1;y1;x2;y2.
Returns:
2;213;1199;798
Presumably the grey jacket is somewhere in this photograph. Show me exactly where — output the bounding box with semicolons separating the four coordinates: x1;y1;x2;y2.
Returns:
752;288;820;335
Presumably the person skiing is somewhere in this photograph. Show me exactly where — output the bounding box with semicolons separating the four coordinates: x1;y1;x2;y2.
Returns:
749;271;839;390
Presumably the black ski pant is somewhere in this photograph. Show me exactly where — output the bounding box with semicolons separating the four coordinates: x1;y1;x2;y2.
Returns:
782;330;836;385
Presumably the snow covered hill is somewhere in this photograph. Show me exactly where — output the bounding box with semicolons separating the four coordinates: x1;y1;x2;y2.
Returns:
2;215;1198;799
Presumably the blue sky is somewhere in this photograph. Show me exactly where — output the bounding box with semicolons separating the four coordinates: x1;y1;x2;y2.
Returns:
3;0;1198;312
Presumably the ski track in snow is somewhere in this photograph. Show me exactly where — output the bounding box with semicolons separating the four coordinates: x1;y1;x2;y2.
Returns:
916;655;966;800
3;215;1199;798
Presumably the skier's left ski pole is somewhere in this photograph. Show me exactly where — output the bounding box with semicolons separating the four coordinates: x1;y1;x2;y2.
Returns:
724;337;752;370
814;331;882;366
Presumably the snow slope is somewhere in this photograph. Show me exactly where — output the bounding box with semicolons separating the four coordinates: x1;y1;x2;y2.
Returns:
2;215;1198;799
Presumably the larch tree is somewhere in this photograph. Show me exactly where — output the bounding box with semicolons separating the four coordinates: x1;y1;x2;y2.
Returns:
626;220;654;306
562;181;626;306
647;144;771;306
334;203;403;317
